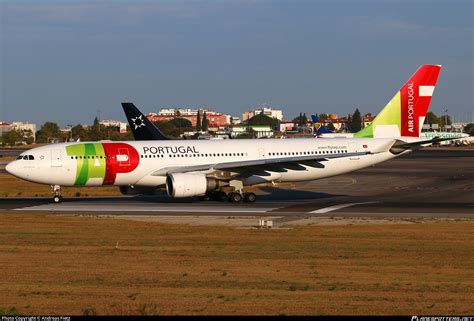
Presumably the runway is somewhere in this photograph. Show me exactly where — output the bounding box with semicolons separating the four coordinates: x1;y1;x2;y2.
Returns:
1;146;473;222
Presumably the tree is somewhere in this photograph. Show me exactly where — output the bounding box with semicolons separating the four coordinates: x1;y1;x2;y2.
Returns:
1;129;23;146
22;129;34;144
318;113;328;120
168;118;193;128
89;117;104;141
248;113;278;128
464;123;474;136
424;112;439;125
439;114;452;129
36;122;61;143
71;124;89;141
348;108;362;132
202;112;209;131
196;110;202;131
326;122;336;132
293;112;307;126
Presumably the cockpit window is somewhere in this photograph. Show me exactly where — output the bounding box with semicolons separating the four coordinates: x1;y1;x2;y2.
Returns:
17;155;34;160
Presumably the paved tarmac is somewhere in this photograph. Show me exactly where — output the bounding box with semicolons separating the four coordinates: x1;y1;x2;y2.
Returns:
0;146;473;222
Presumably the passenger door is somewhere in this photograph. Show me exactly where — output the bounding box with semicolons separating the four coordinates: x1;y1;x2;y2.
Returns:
348;143;359;160
51;149;62;167
117;148;131;167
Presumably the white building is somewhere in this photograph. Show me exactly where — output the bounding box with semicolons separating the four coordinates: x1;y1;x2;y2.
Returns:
227;125;273;138
279;121;296;133
242;106;284;122
100;119;128;133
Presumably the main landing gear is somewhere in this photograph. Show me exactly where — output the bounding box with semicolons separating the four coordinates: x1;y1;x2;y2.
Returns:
228;192;257;203
198;191;257;203
51;185;63;203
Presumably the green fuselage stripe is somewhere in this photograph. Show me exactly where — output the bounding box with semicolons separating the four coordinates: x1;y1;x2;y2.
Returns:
66;143;106;185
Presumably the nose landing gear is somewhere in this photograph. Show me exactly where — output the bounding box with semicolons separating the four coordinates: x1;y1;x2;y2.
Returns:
51;185;63;203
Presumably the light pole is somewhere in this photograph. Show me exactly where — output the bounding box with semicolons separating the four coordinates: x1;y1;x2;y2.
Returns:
67;124;73;142
443;109;448;131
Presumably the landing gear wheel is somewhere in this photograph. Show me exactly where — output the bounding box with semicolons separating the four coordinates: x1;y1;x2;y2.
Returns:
243;192;257;203
51;185;62;204
228;192;242;203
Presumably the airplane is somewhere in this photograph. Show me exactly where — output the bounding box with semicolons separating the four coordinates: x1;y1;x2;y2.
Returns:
6;65;444;204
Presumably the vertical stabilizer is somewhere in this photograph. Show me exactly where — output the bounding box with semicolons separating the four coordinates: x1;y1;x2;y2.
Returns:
354;65;441;138
122;103;170;140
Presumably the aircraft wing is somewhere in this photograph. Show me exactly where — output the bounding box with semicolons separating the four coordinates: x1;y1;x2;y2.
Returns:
151;151;370;176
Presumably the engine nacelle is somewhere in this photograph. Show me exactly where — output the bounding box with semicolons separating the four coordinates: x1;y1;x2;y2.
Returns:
166;173;219;198
119;185;158;195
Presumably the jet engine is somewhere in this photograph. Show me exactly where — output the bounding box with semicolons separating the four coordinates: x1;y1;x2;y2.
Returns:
166;173;220;198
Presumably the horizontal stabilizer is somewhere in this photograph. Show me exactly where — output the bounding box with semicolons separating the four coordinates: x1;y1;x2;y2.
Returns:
390;136;455;154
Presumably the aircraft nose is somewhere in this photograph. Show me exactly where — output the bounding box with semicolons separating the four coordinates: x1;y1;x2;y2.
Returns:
5;161;19;177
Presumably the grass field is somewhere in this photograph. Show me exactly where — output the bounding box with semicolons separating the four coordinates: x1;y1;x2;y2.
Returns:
0;214;472;315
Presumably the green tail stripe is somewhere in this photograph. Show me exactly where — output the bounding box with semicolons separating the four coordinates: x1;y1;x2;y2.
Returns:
354;92;401;138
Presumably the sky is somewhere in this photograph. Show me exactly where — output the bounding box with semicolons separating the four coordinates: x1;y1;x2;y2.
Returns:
1;0;473;127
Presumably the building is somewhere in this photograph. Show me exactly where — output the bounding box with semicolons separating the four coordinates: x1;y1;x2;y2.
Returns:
242;106;284;122
0;121;36;142
227;125;274;138
0;122;11;138
147;108;230;128
100;119;128;133
279;121;296;133
314;113;375;133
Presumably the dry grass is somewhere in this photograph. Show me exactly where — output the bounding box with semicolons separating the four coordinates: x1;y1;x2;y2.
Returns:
0;174;121;198
0;214;472;315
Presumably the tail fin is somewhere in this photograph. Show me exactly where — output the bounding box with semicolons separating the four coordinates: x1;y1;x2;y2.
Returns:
354;65;442;138
121;102;170;140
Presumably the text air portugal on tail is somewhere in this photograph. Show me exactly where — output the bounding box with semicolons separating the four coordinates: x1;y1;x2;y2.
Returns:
354;65;441;138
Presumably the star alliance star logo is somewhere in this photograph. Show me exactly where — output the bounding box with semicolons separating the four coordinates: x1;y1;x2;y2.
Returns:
131;115;146;130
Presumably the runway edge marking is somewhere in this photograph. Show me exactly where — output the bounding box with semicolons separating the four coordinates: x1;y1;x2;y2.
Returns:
12;204;281;213
310;202;380;214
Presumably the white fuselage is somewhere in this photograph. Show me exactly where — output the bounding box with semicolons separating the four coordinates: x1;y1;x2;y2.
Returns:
6;138;401;188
